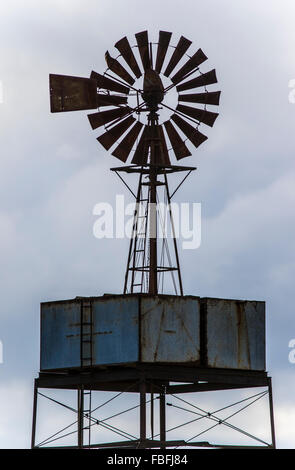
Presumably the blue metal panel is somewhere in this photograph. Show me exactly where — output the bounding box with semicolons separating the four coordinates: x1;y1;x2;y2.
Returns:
40;294;266;372
206;298;265;371
92;296;139;365
141;296;200;363
41;301;81;370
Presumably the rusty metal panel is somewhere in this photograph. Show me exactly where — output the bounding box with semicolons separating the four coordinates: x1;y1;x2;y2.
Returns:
140;296;200;363
178;91;221;106
164;36;192;77
92;296;139;365
115;36;142;79
171;114;208;148
112;120;144;162
155;31;172;74
164;120;192;160
135;30;151;71
105;51;135;85
97;115;135;151
205;298;265;371
176;104;219;127
49;74;98;113
171;48;207;84
40;294;266;373
40;300;81;370
88;106;131;129
176;69;217;92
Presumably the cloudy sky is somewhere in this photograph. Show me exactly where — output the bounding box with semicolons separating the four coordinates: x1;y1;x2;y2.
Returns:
0;0;295;449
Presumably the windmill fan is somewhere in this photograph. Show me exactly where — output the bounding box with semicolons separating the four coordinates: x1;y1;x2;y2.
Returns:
49;30;220;166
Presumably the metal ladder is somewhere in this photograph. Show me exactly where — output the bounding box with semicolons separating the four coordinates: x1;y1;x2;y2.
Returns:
78;300;93;447
129;191;149;293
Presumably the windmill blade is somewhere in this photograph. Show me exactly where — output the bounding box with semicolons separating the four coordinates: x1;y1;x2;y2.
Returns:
97;94;128;107
105;51;135;85
97;115;135;150
176;69;217;92
88;106;131;130
163;36;192;77
154;125;171;166
112;121;144;162
90;70;130;94
115;36;141;79
49;74;98;112
176;104;219;127
135;30;151;71
163;120;192;160
171;114;208;148
155;31;172;74
171;48;208;84
131;125;150;165
178;91;221;106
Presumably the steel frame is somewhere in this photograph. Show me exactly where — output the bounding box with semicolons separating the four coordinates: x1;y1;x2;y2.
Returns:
31;365;276;449
113;163;195;296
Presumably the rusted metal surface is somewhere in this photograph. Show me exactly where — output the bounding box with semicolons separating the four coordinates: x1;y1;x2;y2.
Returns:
112;121;144;162
131;125;150;165
164;36;192;77
96;93;127;107
40;300;81;370
140;296;200;363
171;113;208;148
176;104;219;127
176;68;218;92
205;298;265;371
153;125;171;166
163;120;192;160
178;91;221;106
135;30;151;71
115;36;141;79
49;74;98;113
40;294;266;373
155;31;172;74
171;48;207;84
97;115;135;150
87;106;131;129
105;51;135;85
90;70;130;94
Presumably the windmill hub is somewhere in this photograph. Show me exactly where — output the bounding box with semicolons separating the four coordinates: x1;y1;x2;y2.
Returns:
142;68;165;110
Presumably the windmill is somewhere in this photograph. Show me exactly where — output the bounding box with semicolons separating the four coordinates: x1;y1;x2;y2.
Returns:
49;30;220;296
31;31;275;450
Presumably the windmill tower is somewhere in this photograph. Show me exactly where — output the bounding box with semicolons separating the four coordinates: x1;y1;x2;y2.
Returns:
31;30;275;449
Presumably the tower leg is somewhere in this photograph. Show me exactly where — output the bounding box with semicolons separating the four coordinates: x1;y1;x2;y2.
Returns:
268;377;276;449
140;381;146;444
31;380;38;449
77;387;84;448
159;389;166;449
